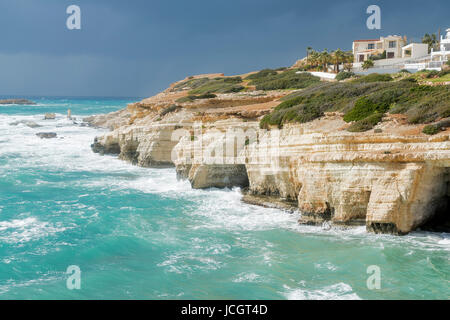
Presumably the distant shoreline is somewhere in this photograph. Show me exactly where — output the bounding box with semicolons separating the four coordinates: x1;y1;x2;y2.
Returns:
0;99;36;105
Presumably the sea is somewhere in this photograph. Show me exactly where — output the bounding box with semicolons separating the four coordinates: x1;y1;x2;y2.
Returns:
0;97;448;299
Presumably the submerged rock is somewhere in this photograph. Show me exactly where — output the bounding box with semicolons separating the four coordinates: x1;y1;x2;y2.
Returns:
36;132;57;139
10;120;42;128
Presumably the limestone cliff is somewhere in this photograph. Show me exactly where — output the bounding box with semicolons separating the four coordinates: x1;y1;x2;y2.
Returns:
85;74;450;235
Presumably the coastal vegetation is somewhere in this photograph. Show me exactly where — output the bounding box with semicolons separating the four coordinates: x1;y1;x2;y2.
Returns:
174;77;244;95
335;71;356;81
260;73;450;131
422;119;450;135
422;33;439;53
245;69;320;90
362;59;375;70
304;48;353;73
176;93;217;103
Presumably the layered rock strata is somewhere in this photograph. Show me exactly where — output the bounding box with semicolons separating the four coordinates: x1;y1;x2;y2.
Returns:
85;77;450;235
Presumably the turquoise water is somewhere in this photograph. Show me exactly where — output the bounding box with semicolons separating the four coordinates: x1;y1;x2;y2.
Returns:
0;98;449;300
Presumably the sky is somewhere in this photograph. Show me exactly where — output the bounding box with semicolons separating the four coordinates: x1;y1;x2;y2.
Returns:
0;0;449;97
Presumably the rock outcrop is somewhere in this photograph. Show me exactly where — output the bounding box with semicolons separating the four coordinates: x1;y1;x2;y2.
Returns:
36;132;57;139
87;75;450;235
0;99;36;105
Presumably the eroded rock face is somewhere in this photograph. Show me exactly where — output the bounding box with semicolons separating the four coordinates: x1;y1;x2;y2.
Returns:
245;115;450;234
172;119;256;189
87;78;450;234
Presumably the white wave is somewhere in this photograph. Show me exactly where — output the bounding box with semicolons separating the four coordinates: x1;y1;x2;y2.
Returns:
0;217;67;243
1;112;449;249
283;282;361;300
232;272;261;283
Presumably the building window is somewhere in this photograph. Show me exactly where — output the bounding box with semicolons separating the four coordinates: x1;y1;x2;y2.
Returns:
389;41;396;48
368;43;375;49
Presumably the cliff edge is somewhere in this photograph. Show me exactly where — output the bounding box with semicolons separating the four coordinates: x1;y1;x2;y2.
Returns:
85;70;450;235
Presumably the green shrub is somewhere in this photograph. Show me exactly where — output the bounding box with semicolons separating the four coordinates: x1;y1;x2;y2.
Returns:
437;69;450;77
401;77;417;83
176;93;217;103
260;77;449;129
347;113;384;132
247;70;320;90
173;77;243;95
246;69;278;80
352;73;393;83
426;70;440;78
422;119;450;134
343;97;390;122
399;69;411;73
336;71;355;81
173;77;211;91
422;124;440;135
446;61;450;66
189;77;243;95
362;59;374;70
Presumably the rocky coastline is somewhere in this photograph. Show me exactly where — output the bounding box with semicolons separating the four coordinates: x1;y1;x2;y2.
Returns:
84;73;450;235
0;99;36;105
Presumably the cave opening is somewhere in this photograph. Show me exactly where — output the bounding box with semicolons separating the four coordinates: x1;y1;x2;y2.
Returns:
420;167;450;233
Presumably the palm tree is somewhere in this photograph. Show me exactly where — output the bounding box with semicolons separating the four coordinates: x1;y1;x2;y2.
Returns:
332;49;345;73
308;50;320;70
422;33;438;53
342;52;354;72
319;49;331;72
362;59;374;70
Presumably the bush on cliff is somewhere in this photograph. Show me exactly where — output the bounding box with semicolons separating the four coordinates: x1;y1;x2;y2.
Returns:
346;113;384;132
247;69;320;90
422;124;440;135
176;93;217;103
260;79;450;129
336;71;355;81
352;73;393;83
343;97;388;122
189;77;244;95
422;118;450;135
362;59;374;70
245;69;278;80
173;77;244;95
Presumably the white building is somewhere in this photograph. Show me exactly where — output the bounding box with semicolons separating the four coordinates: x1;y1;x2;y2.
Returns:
401;43;428;59
430;28;450;68
352;35;407;63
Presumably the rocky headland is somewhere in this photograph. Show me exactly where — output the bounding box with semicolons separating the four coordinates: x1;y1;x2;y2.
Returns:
85;70;450;235
0;99;36;105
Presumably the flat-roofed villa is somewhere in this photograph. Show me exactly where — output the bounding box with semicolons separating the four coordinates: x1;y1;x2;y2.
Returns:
401;43;429;59
430;28;450;68
352;35;407;62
